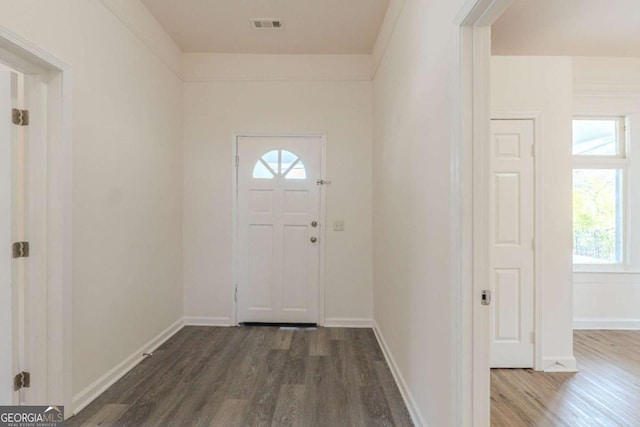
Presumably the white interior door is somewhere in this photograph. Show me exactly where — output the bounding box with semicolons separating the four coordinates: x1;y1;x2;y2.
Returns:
490;119;535;368
237;136;321;324
0;67;14;405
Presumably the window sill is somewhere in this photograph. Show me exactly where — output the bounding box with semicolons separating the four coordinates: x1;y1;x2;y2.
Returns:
573;265;626;273
574;271;640;284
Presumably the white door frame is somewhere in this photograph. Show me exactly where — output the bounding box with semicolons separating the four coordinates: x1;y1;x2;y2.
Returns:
490;113;543;370
231;133;327;326
0;26;73;411
451;1;514;425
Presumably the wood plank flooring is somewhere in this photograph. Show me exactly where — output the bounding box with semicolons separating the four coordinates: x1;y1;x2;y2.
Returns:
491;330;640;426
67;326;413;427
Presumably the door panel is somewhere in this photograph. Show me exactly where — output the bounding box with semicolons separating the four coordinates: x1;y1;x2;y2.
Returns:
248;225;274;309
237;136;321;323
495;269;521;340
490;120;535;368
495;173;521;244
284;190;308;214
282;225;308;310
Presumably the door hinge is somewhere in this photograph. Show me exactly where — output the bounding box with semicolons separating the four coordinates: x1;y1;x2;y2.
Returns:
530;331;535;344
13;371;30;391
12;108;29;126
531;144;535;157
234;285;237;302
481;290;491;306
531;238;535;250
236;156;239;167
12;241;29;258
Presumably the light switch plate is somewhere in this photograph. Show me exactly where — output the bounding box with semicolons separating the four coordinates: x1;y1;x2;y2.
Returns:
333;220;345;232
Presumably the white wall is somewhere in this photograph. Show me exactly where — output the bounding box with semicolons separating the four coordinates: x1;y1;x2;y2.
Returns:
371;0;469;424
182;53;373;326
573;57;640;329
0;0;184;402
491;56;576;369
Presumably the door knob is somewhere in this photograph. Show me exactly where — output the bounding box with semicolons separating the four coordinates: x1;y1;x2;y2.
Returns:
311;221;318;227
310;237;317;243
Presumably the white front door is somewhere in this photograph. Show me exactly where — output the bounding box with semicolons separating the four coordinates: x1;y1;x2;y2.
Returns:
490;119;535;368
0;68;14;404
237;136;322;324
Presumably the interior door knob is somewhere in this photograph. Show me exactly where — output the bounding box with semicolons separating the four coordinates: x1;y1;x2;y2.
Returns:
310;237;317;243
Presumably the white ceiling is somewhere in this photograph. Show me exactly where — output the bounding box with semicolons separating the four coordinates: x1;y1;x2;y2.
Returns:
492;0;640;57
140;0;390;54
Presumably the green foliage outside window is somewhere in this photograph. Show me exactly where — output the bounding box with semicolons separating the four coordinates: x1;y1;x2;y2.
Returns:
573;169;620;263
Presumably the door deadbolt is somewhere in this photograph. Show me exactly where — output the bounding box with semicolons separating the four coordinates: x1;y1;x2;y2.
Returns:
310;237;317;243
311;221;318;227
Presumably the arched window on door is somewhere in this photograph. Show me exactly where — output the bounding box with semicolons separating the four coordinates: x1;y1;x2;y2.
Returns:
252;149;306;180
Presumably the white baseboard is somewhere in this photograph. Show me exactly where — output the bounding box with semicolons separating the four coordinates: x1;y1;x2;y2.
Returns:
373;320;425;427
574;318;640;330
183;316;232;327
72;317;184;415
323;317;372;328
542;356;578;372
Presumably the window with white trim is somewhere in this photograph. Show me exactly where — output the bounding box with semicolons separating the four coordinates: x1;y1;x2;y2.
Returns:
572;117;626;267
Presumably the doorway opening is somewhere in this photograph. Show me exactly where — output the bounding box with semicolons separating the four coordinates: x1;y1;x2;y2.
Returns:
0;26;72;412
455;0;583;425
453;1;516;425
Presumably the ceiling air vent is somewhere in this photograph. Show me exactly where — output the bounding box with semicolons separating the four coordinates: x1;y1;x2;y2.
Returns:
250;19;283;29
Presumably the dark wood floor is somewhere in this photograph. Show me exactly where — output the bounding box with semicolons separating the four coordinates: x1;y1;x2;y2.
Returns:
68;326;413;427
491;330;640;426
